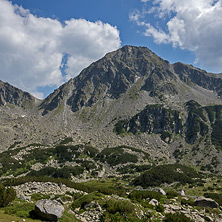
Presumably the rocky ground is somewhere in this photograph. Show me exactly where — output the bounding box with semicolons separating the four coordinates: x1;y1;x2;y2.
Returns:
1;179;222;222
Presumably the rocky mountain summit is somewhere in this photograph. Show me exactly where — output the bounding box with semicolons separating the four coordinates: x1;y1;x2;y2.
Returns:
1;45;222;172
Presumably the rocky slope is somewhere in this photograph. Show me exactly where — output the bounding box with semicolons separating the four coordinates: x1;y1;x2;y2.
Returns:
0;80;38;108
1;45;222;172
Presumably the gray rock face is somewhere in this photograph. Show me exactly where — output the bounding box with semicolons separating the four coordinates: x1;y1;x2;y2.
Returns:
0;80;37;108
34;199;64;221
194;197;219;208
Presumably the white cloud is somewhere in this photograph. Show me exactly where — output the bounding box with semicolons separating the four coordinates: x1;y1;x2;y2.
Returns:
133;0;222;73
0;0;121;98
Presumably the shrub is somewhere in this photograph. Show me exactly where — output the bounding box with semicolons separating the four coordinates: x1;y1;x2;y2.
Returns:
105;198;134;214
28;166;84;179
164;212;192;222
156;204;164;212
71;192;102;209
129;190;163;202
4;201;35;218
0;184;16;207
60;137;73;144
113;120;127;135
181;198;194;206
166;190;178;199
96;147;138;166
133;164;200;187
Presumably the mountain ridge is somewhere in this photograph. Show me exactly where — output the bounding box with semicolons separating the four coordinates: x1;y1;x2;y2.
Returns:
1;45;222;173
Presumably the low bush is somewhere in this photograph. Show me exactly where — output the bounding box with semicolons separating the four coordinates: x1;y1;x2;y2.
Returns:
156;204;164;212
166;190;178;199
105;198;134;214
181;198;194;206
96;147;138;166
133;164;200;187
129;190;163;202
164;212;193;222
71;192;102;209
4;201;34;218
0;184;16;207
28;166;84;179
60;137;73;144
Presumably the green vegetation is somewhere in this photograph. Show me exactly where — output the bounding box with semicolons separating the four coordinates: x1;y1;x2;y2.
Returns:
0;143;99;178
9;141;21;149
28;166;84;179
133;164;201;187
3;176;126;196
114;120;127;135
4;201;34;218
4;200;79;222
185;101;222;148
104;198;134;214
211;119;222;149
96;146;138;166
72;192;102;209
0;184;16;207
101;198;142;222
166;190;178;199
181;198;194;206
117;164;151;174
60;137;73;144
164;212;192;222
173;149;185;160
129;190;163;202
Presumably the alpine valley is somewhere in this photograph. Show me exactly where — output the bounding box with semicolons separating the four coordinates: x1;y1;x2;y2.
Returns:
1;45;222;222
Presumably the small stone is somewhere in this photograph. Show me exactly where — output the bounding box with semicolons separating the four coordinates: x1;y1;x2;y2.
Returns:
180;190;185;196
149;199;159;206
159;188;166;195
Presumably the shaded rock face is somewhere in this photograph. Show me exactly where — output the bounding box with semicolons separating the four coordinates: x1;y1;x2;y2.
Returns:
173;62;222;96
0;80;36;108
194;197;219;208
34;199;64;221
114;100;222;148
123;104;182;142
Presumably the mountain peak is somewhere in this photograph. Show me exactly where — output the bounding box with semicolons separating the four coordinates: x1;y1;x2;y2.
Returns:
0;80;38;109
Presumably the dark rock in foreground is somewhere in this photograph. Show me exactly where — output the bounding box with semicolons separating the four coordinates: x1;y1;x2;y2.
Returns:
194;197;219;208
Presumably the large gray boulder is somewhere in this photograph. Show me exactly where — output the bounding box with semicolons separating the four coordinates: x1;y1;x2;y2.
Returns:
194;197;219;208
34;199;64;221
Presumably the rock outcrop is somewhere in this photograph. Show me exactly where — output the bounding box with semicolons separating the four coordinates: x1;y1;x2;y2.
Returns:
194;197;219;208
34;199;64;221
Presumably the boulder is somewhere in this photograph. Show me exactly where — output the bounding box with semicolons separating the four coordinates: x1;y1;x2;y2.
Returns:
194;197;219;208
34;199;64;221
149;198;159;206
180;190;185;196
159;188;166;195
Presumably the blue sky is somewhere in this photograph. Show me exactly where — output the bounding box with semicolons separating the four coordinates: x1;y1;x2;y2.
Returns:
0;0;222;98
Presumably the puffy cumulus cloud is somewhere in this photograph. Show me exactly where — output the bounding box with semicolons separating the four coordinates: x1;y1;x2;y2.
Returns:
0;0;121;98
131;0;222;72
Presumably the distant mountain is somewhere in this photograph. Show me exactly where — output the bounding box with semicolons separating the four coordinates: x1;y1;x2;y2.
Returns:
1;45;222;173
0;80;38;109
40;46;222;116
